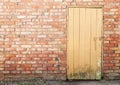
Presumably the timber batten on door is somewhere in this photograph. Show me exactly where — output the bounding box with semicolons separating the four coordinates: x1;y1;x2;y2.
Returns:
67;7;103;80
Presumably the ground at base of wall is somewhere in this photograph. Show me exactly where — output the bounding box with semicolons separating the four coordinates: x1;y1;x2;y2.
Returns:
0;79;120;85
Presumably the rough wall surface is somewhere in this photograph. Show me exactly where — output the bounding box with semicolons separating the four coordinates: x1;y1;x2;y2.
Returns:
0;0;119;80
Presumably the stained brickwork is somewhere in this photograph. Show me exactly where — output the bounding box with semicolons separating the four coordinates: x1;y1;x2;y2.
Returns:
0;0;119;80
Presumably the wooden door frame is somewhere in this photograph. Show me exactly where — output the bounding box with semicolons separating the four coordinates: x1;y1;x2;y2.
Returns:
66;6;104;79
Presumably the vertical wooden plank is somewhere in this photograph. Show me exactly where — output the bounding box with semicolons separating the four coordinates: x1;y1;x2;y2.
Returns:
67;7;102;80
67;8;74;79
79;8;86;79
90;9;97;79
96;8;102;79
73;8;80;79
84;8;91;79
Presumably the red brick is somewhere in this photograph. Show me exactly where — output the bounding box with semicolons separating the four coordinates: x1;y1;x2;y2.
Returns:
0;0;119;80
5;68;15;71
104;64;114;67
21;64;31;68
42;57;53;61
48;67;58;71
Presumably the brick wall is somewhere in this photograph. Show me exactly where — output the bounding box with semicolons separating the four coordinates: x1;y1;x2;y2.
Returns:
0;0;119;80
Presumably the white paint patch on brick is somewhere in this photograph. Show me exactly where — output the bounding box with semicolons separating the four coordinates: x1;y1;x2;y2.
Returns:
21;32;31;35
21;45;31;48
43;25;52;28
1;25;9;28
37;35;46;38
37;48;47;51
48;48;58;51
82;0;92;1
0;68;4;70
94;0;103;1
17;15;26;19
34;45;41;47
27;16;36;18
54;0;63;2
3;71;10;74
111;9;118;11
0;3;3;5
32;71;42;73
22;71;31;74
5;61;15;64
26;61;36;64
10;0;21;2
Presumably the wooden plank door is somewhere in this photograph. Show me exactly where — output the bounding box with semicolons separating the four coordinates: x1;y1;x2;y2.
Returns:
67;7;103;80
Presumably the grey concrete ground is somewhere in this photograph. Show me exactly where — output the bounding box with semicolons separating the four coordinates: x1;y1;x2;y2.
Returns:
1;80;120;85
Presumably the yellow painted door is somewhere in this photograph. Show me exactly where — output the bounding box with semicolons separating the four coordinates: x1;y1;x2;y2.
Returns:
67;7;103;80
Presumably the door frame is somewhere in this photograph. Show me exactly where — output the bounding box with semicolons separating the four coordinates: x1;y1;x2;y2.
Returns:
66;6;104;79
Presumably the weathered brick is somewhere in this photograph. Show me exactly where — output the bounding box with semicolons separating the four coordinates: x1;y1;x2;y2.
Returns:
48;67;58;71
54;0;63;2
32;71;42;74
0;0;118;80
0;68;4;70
21;71;31;74
10;0;21;2
110;47;119;50
5;67;16;71
115;51;120;53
